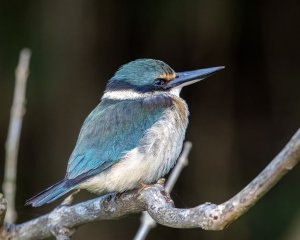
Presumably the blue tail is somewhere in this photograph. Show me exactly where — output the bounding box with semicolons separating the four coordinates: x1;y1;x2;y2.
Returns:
25;179;74;207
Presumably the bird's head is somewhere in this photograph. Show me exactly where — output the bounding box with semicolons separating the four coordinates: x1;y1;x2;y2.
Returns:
105;59;224;98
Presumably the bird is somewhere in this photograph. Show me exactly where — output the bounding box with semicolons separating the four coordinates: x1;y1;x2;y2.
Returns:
26;59;224;207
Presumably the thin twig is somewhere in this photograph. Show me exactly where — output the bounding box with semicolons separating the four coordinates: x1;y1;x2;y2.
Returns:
133;141;192;240
60;190;80;206
2;49;31;224
0;129;299;239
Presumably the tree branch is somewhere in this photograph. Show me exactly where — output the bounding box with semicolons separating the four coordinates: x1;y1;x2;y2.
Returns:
3;49;31;224
0;194;7;227
0;129;299;239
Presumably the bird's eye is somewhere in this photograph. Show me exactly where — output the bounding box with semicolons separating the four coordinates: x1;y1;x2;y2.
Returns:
153;78;167;87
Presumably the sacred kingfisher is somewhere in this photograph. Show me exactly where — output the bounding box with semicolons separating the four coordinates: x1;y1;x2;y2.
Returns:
26;59;224;207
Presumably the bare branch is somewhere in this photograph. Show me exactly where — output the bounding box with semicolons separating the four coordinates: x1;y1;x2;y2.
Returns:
60;190;80;207
51;225;76;240
134;141;192;240
145;128;300;230
0;129;299;239
6;190;147;240
2;49;31;224
134;213;156;240
0;194;7;227
49;190;81;239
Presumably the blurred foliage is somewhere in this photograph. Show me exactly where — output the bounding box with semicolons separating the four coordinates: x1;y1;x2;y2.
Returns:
1;0;300;239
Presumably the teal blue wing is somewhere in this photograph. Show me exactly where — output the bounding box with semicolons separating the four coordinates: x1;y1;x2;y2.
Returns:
65;98;165;184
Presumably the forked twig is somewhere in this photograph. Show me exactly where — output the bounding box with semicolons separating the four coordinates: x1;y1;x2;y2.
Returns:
2;49;31;223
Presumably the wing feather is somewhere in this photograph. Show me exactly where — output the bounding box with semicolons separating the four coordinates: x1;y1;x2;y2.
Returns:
66;98;166;183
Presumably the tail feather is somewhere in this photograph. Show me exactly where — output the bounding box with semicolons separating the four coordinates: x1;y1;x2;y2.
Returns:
25;179;74;207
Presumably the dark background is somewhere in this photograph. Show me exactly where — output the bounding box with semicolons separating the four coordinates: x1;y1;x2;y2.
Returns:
1;0;300;239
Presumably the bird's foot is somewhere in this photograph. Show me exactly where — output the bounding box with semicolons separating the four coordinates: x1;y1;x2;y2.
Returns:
156;178;173;204
137;182;152;194
156;178;166;186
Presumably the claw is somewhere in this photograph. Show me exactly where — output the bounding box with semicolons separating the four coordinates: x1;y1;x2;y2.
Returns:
137;182;152;194
157;178;166;186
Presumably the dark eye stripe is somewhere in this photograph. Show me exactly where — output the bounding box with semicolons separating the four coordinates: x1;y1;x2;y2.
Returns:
153;78;167;87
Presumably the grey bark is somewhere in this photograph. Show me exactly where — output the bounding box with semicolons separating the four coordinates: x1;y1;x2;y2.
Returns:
0;129;299;239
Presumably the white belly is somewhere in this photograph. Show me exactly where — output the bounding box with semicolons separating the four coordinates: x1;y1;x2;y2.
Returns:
78;100;188;194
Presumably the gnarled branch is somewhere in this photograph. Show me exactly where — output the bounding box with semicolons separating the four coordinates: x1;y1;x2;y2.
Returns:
0;129;300;240
3;48;31;224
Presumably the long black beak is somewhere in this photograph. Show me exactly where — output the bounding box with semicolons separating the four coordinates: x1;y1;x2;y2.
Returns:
166;66;225;89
